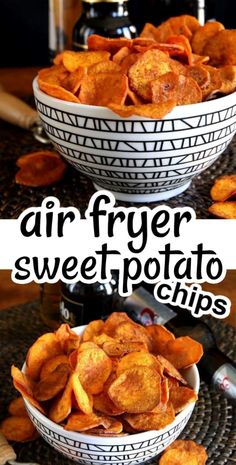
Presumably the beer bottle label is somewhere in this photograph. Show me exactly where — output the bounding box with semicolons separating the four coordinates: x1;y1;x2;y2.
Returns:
212;363;236;403
60;294;85;327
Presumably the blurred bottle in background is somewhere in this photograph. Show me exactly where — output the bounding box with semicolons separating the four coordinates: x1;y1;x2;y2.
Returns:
49;0;81;60
40;282;62;329
72;0;137;51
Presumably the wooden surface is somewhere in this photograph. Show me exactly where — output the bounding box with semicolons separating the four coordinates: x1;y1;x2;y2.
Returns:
0;67;235;328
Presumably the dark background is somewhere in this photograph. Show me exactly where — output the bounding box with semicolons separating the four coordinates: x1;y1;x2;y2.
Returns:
0;0;235;67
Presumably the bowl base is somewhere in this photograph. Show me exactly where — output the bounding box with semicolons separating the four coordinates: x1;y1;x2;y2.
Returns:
93;182;191;203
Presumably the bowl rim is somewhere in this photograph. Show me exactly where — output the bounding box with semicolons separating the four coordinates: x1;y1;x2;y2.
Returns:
32;76;236;120
23;323;200;444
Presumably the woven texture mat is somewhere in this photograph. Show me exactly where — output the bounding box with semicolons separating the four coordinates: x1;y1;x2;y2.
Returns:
0;301;235;465
0;119;236;218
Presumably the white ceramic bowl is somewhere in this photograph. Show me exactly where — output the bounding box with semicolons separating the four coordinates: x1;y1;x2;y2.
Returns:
33;78;236;203
23;325;200;465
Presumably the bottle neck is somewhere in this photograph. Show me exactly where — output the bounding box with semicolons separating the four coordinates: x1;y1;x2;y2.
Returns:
82;1;129;18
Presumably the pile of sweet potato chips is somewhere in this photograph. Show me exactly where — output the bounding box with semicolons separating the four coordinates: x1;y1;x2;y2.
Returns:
37;15;236;119
209;175;236;218
5;312;203;438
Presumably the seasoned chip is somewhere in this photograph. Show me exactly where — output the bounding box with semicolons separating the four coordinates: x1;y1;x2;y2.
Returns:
71;372;93;414
108;366;161;413
186;65;210;89
157;355;187;385
38;79;80;102
76;346;112;394
160;449;198;465
168;15;200;36
128;49;172;101
82;320;105;342
126;86;144;105
79;73;128;106
151;72;180;104
146;325;175;354
0;416;37;442
116;351;162;377
8;397;27;417
169;385;197;413
120;52;139;74
140;22;163;41
113;46;131;64
210;175;236;201
93;391;124;416
40;354;69;380
191;21;225;55
55;323;80;354
219;65;236;94
25;333;62;381
38;65;68;85
88;35;132;54
102;340;148;357
49;376;73;423
33;363;70;401
203;29;236;66
167;35;193;64
160;377;169;405
62;50;110;72
11;366;45;414
124;403;175;431
113;321;151;348
166;440;208;465
15;150;67;187
62;66;86;94
103;312;135;336
88;60;121;74
201;65;222;99
208;201;236;219
65;412;113;432
163;336;203;369
108;100;176;119
176;75;202;105
86;417;123;434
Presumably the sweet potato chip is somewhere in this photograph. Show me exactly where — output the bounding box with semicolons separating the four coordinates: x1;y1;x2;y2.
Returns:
128;49;172;101
201;65;222;100
191;21;225;56
166;440;208;465
151;72;180;104
219;65;236;94
102;339;148;357
55;323;80;354
79;73;128;106
126;86;144;105
210;175;236;201
82;320;105;342
140;23;162;41
93;391;124;416
0;416;37;442
169;385;197;413
76;346;112;394
116;351;162;377
62;66;86;94
208;201;236;219
160;449;198;465
25;333;62;381
120;52;139;74
8;397;27;417
71;372;93;415
103;312;134;336
40;354;69;380
88;35;132;54
124;403;175;431
168;15;200;36
176;75;202;105
192;53;210;65
160;377;169;405
163;336;203;369
157;355;187;385
11;366;45;414
65;412;112;432
187;65;210;89
38;79;80;102
167;35;192;64
49;376;73;423
15;150;67;187
108;100;176;119
88;60;121;74
108;366;161;413
112;46;131;64
62;50;110;72
146;325;175;354
113;321;151;347
203;30;236;66
33;363;70;401
38;65;68;85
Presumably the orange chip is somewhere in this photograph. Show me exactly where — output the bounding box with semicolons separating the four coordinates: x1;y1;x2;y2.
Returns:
128;49;172;101
113;320;151;348
71;372;93;415
38;78;80;102
201;65;222;100
40;354;69;380
49;375;73;423
65;412;112;432
88;417;123;434
146;325;175;354
208;201;236;219
62;50;110;72
103;312;135;337
160;448;198;465
192;53;210;65
176;75;202;105
157;355;187;385
108;100;176;119
0;416;37;442
33;363;70;401
219;65;236;94
167;35;193;65
11;366;45;414
79;72;128;106
187;65;210;90
103;340;149;357
169;385;198;413
88;35;132;54
8;397;27;417
160;377;169;406
168;15;200;37
210;175;236;201
140;23;163;41
191;21;225;56
62;66;87;94
126;86;144;105
116;351;162;377
93;391;124;416
15;150;67;187
113;46;131;64
151;72;180;104
162;336;203;369
144;21;174;43
120;52;139;74
38;65;68;85
124;403;175;431
25;332;62;381
203;30;236;66
108;366;161;413
166;440;208;465
82;320;105;342
88;60;121;75
75;346;112;394
55;323;81;354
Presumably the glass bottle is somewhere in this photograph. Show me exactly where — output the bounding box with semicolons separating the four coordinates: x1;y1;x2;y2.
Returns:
59;272;124;326
49;0;82;60
72;0;137;51
40;282;62;329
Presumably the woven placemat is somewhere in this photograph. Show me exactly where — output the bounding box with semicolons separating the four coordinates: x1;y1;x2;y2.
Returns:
0;301;235;465
0;119;236;219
